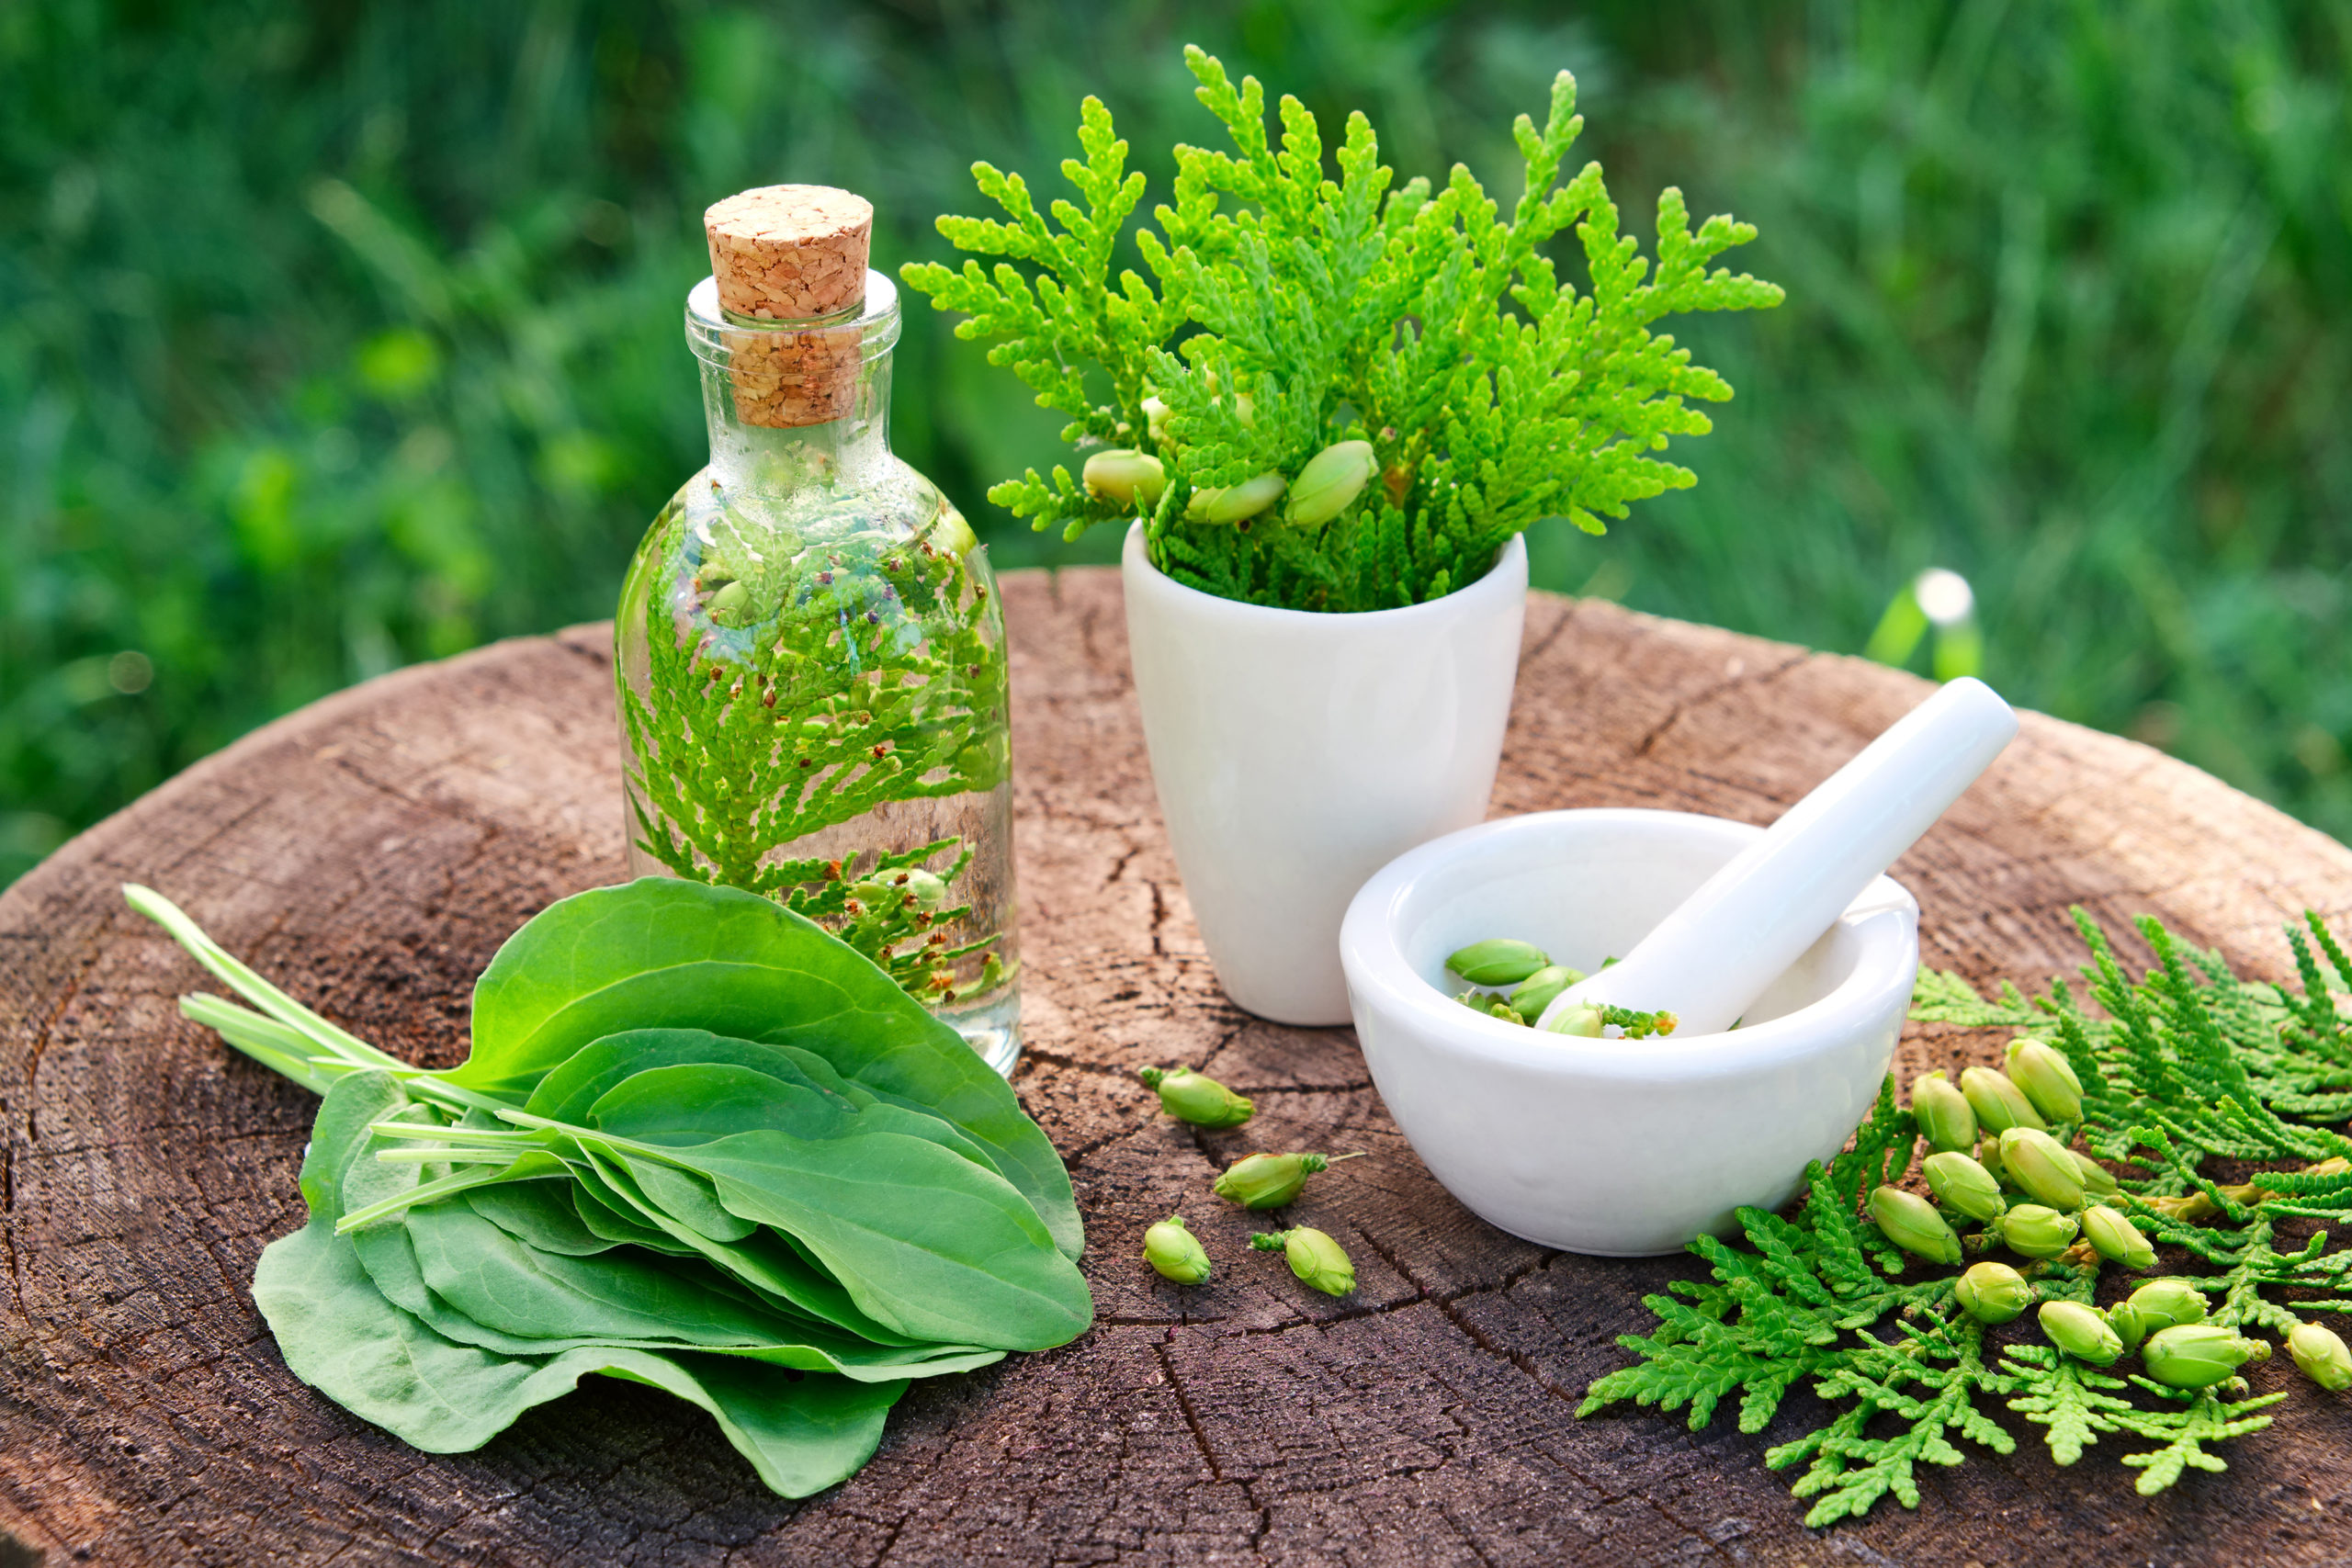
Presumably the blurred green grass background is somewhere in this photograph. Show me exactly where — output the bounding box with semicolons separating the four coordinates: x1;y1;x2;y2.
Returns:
6;0;2348;886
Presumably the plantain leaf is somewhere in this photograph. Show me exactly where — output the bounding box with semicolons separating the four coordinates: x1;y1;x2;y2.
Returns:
253;1218;906;1497
458;880;1082;1259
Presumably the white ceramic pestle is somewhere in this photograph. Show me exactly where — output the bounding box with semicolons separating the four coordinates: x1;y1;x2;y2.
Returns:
1535;676;2018;1038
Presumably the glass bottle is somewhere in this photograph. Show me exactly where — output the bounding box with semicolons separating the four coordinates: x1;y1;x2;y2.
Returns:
615;186;1019;1073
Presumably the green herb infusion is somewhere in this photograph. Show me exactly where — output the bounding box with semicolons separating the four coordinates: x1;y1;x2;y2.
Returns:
619;187;1021;1071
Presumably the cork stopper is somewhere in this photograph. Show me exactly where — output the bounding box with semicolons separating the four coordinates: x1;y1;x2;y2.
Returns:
703;185;876;427
705;185;873;319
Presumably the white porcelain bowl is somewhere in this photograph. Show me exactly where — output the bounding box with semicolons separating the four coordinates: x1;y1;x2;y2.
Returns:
1340;808;1919;1257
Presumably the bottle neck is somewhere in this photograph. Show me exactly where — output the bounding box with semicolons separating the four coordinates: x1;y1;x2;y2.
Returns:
685;271;901;501
699;350;894;497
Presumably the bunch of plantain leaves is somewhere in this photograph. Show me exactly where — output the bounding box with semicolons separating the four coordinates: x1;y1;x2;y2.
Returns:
127;877;1090;1498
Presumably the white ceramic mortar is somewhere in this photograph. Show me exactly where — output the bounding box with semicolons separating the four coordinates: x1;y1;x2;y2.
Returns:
1340;807;1919;1257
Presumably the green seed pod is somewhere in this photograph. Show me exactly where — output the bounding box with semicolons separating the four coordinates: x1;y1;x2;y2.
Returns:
2038;1299;2124;1365
1143;1214;1212;1284
2143;1325;2268;1389
1998;1127;2086;1211
1446;939;1551;987
1283;440;1377;527
900;869;948;909
2127;1278;2210;1332
1136;1066;1254;1129
1954;1260;2033;1325
1924;1151;2007;1223
1214;1151;1340;1211
1203;471;1286;525
2081;1204;2157;1269
845;878;897;909
2000;1203;2079;1258
1961;1065;2048;1134
1507;965;1578;1023
2071;1150;2120;1198
1976;1135;2008;1186
1142;395;1171;446
1544;1002;1605;1037
1082;448;1168;510
2006;1037;2086;1123
2108;1299;2149;1352
1253;1226;1355;1297
2288;1321;2352;1392
708;580;752;625
1910;1070;1979;1153
1869;1186;1963;1266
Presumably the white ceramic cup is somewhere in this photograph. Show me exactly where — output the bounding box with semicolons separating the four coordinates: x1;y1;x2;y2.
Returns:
1340;808;1919;1256
1122;523;1528;1025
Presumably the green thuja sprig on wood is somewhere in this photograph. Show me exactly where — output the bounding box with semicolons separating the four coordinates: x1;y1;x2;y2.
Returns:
1583;906;2352;1526
1999;1343;2283;1493
902;45;1781;613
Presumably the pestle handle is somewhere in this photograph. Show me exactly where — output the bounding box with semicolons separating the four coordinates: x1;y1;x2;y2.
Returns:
1538;677;2018;1038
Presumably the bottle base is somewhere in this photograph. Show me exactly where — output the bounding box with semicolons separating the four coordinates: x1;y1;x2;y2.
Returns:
939;985;1023;1077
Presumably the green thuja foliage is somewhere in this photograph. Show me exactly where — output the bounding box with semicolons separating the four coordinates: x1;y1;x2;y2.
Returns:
901;46;1781;613
620;487;1011;1003
1584;908;2352;1525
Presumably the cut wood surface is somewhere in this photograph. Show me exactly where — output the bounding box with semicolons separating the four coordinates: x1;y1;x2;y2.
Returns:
6;569;2352;1567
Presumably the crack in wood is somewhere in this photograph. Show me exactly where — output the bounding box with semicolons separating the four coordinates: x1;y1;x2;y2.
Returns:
1517;599;1581;670
1629;649;1814;760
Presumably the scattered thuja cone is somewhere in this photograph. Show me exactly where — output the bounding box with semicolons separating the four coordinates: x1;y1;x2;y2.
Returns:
1143;1214;1213;1284
1252;1226;1356;1297
1082;448;1167;509
2070;1149;2120;1198
1960;1064;2047;1134
1507;964;1581;1022
2107;1299;2150;1352
2038;1300;2124;1365
1923;1151;2006;1223
2127;1278;2210;1332
1976;1134;2008;1186
2005;1037;2085;1123
1282;440;1376;527
2081;1204;2157;1269
1137;1066;1254;1128
1445;938;1550;987
2288;1321;2352;1392
1214;1151;1364;1211
1910;1070;1978;1153
1998;1126;2086;1211
1954;1260;2032;1325
2143;1325;2269;1390
1996;1203;2078;1259
1870;1186;1962;1266
1544;1002;1605;1038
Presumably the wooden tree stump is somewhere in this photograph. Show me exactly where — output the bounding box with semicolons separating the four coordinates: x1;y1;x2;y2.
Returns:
6;570;2352;1566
